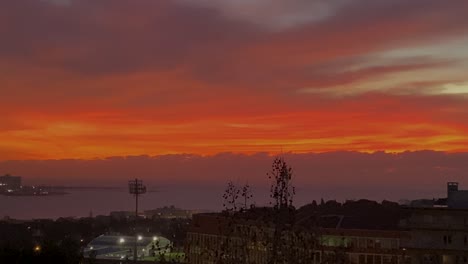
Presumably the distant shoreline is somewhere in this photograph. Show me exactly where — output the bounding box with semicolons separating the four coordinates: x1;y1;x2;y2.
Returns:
0;191;68;197
51;186;125;190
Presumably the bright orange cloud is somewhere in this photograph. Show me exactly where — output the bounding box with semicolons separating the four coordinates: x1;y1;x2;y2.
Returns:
1;0;468;160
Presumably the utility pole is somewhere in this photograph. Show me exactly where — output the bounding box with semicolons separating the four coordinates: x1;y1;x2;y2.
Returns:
128;178;146;263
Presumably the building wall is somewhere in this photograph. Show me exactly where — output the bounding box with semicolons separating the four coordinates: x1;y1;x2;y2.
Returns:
446;182;468;210
187;209;468;264
448;191;468;210
401;208;468;264
186;214;407;264
186;231;408;264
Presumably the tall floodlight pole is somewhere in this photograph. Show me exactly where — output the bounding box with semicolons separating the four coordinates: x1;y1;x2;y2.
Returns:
128;178;146;263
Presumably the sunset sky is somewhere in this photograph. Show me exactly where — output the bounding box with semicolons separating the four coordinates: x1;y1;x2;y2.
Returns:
1;0;468;161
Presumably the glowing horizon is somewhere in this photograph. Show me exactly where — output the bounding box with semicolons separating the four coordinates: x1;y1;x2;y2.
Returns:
1;0;468;160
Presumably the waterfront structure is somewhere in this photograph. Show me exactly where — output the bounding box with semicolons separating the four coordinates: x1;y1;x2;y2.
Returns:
145;206;200;219
0;174;68;196
110;206;204;220
0;174;21;190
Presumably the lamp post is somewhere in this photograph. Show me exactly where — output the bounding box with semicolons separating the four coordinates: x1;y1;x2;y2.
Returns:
128;179;146;263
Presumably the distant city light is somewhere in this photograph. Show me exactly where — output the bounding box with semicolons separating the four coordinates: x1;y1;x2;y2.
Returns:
119;238;125;244
80;239;84;243
90;246;94;250
34;245;41;252
153;236;158;241
138;235;143;241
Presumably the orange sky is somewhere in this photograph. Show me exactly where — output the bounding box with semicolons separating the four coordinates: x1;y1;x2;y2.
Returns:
1;0;468;160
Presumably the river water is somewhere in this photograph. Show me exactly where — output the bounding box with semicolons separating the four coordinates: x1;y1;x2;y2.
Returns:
0;188;221;220
0;184;436;220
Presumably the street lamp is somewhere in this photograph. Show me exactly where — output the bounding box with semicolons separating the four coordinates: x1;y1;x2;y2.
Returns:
34;245;41;253
128;179;146;263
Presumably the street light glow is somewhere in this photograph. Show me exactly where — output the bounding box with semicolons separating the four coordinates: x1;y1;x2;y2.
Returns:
138;235;143;241
119;238;125;244
34;245;41;252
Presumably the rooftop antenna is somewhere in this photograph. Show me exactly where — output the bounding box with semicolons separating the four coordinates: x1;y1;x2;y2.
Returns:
128;178;146;263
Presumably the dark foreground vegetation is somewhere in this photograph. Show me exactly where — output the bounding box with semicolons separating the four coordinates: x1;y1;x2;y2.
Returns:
0;216;190;264
0;199;407;263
